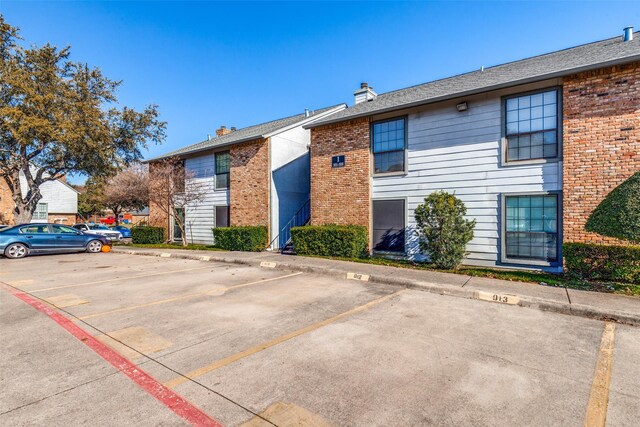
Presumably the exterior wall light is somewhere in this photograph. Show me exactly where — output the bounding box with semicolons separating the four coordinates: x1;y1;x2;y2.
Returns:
456;102;468;112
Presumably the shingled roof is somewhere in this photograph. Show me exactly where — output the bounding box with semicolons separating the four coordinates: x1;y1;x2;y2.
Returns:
146;104;345;162
306;31;640;128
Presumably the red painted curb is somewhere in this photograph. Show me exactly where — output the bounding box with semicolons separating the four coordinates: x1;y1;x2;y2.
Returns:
2;284;223;427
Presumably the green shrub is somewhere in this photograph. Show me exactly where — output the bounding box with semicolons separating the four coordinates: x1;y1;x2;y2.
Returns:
131;226;165;244
414;191;475;269
212;226;268;252
291;225;368;258
563;242;640;284
586;172;640;243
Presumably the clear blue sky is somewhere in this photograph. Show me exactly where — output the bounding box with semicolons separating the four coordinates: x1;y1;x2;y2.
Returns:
3;1;638;183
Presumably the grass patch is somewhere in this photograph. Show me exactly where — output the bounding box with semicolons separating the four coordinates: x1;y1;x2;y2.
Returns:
310;255;640;297
115;242;225;252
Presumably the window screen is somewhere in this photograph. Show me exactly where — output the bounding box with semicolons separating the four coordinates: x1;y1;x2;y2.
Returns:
505;195;558;262
505;89;558;162
372;118;406;174
372;199;405;252
215;206;230;228
215;151;230;189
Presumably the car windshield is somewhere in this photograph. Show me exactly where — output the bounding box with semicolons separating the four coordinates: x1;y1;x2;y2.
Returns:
89;224;110;230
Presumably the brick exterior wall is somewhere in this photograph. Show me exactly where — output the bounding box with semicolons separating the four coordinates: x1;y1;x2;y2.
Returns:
147;161;170;233
230;138;270;228
562;61;640;245
310;118;371;228
148;200;168;228
48;213;77;224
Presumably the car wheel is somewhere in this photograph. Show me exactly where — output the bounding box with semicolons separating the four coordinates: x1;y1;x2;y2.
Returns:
5;243;28;259
86;240;103;253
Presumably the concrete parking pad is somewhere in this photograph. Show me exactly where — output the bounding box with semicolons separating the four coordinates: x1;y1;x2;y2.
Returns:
607;324;640;426
170;290;603;426
241;401;333;427
0;292;116;414
44;293;90;308
2;252;639;426
95;326;173;361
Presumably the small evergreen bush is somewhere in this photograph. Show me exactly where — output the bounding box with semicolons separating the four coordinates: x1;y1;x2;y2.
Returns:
563;242;640;284
212;226;268;252
414;191;475;269
586;172;640;243
131;226;165;244
291;225;369;258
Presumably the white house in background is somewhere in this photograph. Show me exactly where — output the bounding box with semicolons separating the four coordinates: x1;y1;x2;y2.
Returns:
29;177;79;224
0;170;79;225
146;104;346;247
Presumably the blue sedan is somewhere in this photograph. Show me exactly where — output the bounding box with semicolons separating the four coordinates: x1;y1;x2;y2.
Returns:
110;225;132;238
0;223;110;259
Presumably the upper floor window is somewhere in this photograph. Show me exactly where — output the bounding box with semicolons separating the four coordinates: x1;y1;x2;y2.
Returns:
372;118;406;174
215;151;230;190
33;203;48;221
505;89;559;162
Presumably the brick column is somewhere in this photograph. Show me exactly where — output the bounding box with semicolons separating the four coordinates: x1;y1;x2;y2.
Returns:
562;61;640;244
310;118;371;228
230;138;270;228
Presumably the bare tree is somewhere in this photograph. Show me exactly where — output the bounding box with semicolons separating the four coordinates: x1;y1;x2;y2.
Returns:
102;165;149;225
148;157;208;246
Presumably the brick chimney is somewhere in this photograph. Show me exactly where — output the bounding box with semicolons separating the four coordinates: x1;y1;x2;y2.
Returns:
354;82;377;105
216;126;234;137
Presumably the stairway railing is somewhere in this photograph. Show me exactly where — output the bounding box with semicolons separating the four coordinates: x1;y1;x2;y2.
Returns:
268;198;311;251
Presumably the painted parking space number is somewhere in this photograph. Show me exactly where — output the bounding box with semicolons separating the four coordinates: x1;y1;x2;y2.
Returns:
347;272;370;282
476;291;519;305
260;261;277;268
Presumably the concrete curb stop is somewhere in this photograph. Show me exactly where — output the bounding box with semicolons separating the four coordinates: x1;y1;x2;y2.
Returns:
111;247;640;327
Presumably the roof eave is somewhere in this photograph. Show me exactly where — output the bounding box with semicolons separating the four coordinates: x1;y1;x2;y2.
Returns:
262;104;347;138
144;104;349;163
305;55;640;129
142;134;267;163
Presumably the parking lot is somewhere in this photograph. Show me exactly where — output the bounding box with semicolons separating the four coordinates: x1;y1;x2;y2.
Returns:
1;252;639;426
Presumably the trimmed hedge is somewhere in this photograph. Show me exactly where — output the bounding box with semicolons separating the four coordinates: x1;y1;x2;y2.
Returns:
563;242;640;284
585;172;640;243
212;226;268;252
131;226;165;244
291;225;368;258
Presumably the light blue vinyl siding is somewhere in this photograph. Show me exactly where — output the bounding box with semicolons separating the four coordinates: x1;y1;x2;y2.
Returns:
184;154;229;244
371;83;562;269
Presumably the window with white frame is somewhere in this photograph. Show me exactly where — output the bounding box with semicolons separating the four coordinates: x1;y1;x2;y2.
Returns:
372;118;406;174
33;203;48;221
215;151;230;189
505;89;559;162
504;194;558;262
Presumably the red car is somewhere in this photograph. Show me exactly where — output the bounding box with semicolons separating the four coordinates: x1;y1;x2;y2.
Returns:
99;216;116;225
